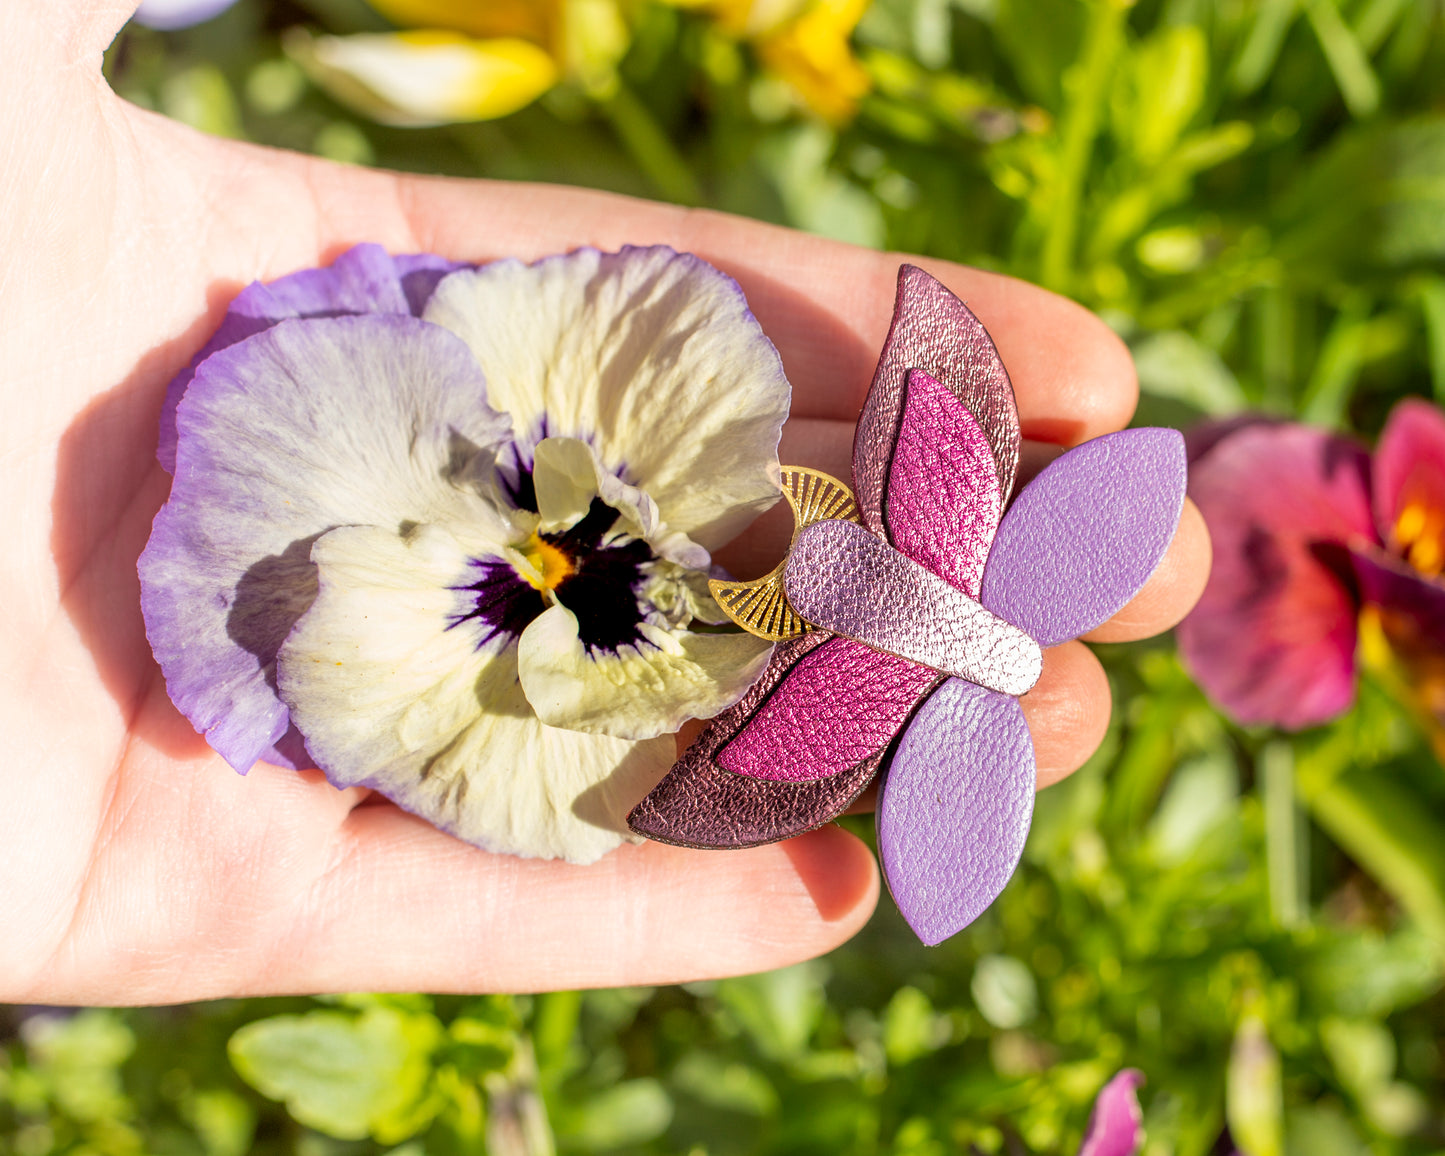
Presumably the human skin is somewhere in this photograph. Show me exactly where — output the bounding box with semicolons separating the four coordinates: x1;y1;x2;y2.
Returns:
0;0;1210;1004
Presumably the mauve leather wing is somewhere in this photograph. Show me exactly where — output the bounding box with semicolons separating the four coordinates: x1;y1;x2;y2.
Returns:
854;266;1021;543
628;632;941;848
980;428;1187;647
875;678;1036;945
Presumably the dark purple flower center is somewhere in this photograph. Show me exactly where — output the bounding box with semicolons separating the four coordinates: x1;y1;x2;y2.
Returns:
451;497;654;654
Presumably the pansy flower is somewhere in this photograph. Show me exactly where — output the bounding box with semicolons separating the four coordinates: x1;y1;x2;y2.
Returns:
1178;399;1445;739
285;0;628;127
140;244;786;863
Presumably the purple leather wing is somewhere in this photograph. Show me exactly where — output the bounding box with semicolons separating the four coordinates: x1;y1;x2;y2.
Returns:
980;428;1187;647
628;633;941;849
882;370;1004;597
876;678;1036;945
854;266;1021;544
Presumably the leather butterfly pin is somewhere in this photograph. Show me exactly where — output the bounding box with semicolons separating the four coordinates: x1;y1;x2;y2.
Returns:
629;265;1186;945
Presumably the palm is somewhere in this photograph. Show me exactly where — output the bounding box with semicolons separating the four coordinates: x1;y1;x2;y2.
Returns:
0;3;1207;1003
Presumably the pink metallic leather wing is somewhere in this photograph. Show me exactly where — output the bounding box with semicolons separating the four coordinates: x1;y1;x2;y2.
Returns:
854;266;1021;543
628;633;941;848
884;369;1003;597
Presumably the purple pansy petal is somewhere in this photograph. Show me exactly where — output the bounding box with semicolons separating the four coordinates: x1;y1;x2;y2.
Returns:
157;245;468;472
628;634;908;846
133;0;241;29
980;428;1186;648
884;369;1003;597
422;246;790;550
140;314;512;773
875;679;1035;946
1177;424;1374;730
854;265;1021;539
1078;1069;1146;1156
1373;398;1445;569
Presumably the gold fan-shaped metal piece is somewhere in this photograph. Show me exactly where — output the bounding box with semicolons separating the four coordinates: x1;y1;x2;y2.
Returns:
709;466;860;641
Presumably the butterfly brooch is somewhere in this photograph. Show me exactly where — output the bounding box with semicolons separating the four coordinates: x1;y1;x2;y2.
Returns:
628;265;1186;945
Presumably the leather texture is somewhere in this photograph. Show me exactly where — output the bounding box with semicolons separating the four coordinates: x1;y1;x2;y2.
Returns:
854;265;1020;539
627;633;933;847
784;519;1042;696
981;428;1187;647
875;678;1036;945
883;369;1002;597
716;633;940;782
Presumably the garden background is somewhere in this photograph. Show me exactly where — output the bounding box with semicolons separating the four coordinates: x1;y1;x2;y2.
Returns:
5;0;1445;1152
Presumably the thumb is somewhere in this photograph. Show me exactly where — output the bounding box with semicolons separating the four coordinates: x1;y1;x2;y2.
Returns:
4;2;138;76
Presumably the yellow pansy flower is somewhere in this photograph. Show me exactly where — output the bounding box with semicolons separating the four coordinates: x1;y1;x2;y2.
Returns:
288;0;629;126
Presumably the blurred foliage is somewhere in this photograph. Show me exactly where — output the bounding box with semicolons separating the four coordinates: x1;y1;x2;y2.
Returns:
8;0;1445;1153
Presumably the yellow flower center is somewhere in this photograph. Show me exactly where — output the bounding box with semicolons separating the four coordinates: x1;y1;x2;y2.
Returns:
1395;499;1445;577
520;533;575;592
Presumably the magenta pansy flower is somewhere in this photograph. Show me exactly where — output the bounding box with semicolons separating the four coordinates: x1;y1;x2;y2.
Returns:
1179;398;1445;732
140;244;787;863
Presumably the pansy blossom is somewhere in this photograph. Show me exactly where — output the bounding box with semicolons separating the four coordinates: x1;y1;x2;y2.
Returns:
141;245;787;863
1179;399;1445;739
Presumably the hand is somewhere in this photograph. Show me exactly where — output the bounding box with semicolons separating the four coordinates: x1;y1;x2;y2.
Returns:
0;1;1209;1003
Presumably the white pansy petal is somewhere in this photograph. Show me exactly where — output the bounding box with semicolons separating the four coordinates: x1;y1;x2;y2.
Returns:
424;247;790;548
517;604;774;739
277;524;670;863
532;437;615;533
139;315;513;773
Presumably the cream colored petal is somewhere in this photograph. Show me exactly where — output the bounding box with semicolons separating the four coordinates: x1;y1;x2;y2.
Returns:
516;604;774;739
277;523;667;863
532;436;711;569
286;29;557;127
423;247;790;549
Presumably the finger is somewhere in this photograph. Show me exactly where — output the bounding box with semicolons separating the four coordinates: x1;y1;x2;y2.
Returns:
255;810;878;997
1083;497;1211;643
1020;641;1111;789
269;166;1139;442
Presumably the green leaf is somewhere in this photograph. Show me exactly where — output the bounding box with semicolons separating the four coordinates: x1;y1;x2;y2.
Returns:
1231;0;1299;95
1117;24;1209;166
715;962;829;1061
1301;926;1445;1017
670;1052;779;1117
1147;751;1238;866
970;955;1037;1029
1303;0;1381;119
1321;1017;1396;1094
1133;330;1248;415
759;124;885;248
1299;762;1445;949
554;1079;672;1150
882;986;949;1065
993;0;1086;109
185;1089;257;1156
229;1007;443;1143
1417;277;1445;403
1284;1106;1368;1156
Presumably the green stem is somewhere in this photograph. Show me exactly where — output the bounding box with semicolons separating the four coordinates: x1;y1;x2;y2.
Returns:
1261;742;1307;929
1039;0;1129;294
599;81;702;206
